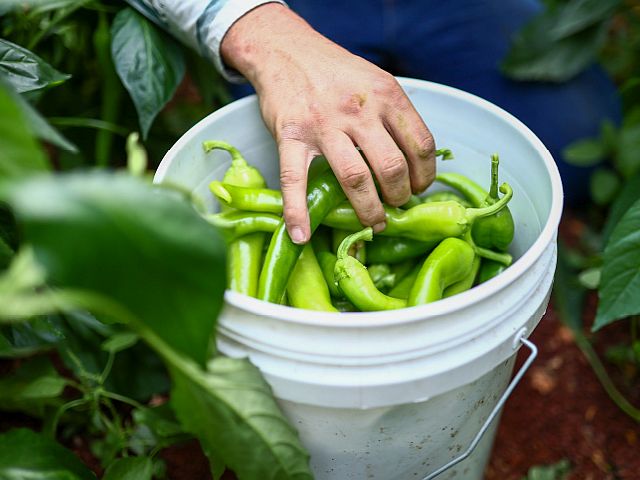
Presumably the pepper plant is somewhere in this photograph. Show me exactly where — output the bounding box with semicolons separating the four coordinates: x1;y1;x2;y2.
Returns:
503;0;640;421
0;1;312;478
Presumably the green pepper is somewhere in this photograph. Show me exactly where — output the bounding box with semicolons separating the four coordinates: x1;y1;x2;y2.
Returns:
204;211;280;243
436;155;514;251
332;228;365;264
204;140;267;189
287;244;338;312
258;170;346;304
472;155;515;251
367;236;437;264
388;263;422;300
407;238;476;306
390;259;415;284
401;195;423;209
334;228;406;311
422;191;471;207
443;255;481;298
367;264;396;292
204;141;267;297
322;183;513;243
317;250;343;298
477;259;507;284
209;181;283;214
311;225;332;253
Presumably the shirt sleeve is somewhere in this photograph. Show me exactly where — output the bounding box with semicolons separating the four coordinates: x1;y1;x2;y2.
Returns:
125;0;287;82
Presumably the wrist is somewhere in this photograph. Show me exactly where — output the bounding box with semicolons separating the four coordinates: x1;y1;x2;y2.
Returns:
220;3;318;88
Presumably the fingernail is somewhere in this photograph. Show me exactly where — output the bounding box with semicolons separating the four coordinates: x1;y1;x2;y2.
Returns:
290;227;307;244
372;221;386;233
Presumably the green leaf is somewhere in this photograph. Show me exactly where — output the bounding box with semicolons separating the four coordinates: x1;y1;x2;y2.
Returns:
589;168;620;206
615;124;640;179
521;459;571;480
0;81;49;177
562;138;606;166
0;248;78;321
132;404;187;441
0;236;13;269
0;171;225;366
12;88;78;153
502;22;608;82
601;173;640;244
0;316;65;358
169;354;313;480
501;0;620;82
0;356;67;416
545;0;620;38
130;404;190;455
0;38;70;94
595;198;640;330
103;456;152;480
0;428;95;479
101;331;138;353
111;8;185;139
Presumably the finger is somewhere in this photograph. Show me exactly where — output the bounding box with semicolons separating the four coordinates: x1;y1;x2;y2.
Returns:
320;131;386;231
351;124;411;207
384;95;436;194
279;139;313;244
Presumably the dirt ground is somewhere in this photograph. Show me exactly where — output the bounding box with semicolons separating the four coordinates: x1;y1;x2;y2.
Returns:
486;299;640;480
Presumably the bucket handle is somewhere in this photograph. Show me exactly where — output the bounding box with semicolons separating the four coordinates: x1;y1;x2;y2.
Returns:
421;331;538;480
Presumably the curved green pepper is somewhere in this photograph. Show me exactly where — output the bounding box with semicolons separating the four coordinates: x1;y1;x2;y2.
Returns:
477;259;507;284
204;141;266;297
436;155;514;251
287;244;338;312
334;228;406;311
443;255;481;298
322;183;513;243
407;238;476;306
422;190;471;207
388;263;422;299
204;211;280;243
317;250;343;298
209;181;283;214
258;170;346;304
367;236;437;264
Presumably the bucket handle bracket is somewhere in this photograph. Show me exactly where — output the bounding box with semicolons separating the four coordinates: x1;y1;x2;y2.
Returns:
421;331;538;480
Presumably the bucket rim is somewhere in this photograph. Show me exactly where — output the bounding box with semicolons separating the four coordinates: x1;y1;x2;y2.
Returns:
156;78;564;328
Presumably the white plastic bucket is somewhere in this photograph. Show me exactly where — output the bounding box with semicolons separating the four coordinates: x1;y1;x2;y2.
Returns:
155;78;563;479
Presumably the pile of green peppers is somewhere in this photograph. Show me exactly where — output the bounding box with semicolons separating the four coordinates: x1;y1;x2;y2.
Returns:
204;141;515;312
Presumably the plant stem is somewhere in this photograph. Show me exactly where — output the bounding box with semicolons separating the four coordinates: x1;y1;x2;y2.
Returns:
100;390;144;410
574;331;640;422
48;398;88;437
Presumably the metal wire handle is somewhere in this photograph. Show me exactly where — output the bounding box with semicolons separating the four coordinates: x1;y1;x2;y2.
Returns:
422;332;538;480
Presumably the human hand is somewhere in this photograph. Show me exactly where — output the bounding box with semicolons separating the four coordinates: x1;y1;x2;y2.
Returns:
221;3;436;244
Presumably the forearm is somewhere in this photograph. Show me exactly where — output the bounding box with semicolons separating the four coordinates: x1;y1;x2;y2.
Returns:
220;4;329;90
125;0;286;81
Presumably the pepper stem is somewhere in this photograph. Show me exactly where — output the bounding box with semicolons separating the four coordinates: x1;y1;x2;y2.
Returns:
202;140;246;166
465;182;513;222
435;148;454;160
489;154;500;200
337;227;373;260
473;246;512;266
